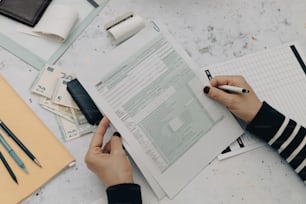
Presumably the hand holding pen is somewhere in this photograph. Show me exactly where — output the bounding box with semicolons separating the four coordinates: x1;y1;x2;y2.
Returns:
203;75;263;123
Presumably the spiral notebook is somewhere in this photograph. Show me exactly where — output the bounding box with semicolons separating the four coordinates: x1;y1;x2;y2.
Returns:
0;75;75;204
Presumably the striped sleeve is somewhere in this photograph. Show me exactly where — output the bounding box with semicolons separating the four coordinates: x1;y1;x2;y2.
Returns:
246;101;306;184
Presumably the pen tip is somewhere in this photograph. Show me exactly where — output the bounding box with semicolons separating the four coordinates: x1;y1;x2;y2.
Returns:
12;176;18;184
242;89;250;93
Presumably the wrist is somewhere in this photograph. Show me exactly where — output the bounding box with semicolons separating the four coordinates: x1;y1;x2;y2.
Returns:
246;101;263;123
99;174;134;187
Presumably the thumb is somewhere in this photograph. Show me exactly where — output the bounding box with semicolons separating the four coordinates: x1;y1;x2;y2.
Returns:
203;86;233;106
110;133;125;155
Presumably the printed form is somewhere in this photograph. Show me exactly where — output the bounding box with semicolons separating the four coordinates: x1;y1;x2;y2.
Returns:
77;21;243;199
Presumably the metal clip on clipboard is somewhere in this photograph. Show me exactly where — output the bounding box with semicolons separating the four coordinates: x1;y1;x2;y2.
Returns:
104;12;145;45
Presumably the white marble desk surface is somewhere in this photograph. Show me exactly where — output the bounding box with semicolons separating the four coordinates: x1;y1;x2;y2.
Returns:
0;0;305;203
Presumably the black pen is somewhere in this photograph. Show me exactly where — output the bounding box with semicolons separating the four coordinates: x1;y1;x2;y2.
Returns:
0;151;18;184
87;0;99;8
0;120;42;168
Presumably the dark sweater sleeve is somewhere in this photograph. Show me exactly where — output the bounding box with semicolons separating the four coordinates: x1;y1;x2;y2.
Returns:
106;183;142;204
246;101;305;184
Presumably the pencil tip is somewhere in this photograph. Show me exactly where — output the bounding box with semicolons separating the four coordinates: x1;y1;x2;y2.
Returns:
34;159;42;168
23;167;29;174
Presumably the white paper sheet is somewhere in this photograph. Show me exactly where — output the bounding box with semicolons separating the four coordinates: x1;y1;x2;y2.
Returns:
218;132;264;160
30;5;78;42
76;21;243;198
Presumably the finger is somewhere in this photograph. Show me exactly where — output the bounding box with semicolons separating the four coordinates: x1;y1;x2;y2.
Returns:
204;86;235;106
102;140;111;153
89;117;110;149
110;133;125;155
210;75;244;87
102;132;123;154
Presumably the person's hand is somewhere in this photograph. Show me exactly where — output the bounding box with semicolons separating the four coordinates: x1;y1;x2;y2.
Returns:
85;117;133;187
203;75;262;123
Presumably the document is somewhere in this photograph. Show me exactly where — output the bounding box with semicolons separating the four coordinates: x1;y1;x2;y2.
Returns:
76;21;243;198
218;132;264;160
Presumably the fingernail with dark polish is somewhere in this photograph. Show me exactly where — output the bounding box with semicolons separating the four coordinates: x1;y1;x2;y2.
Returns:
203;86;210;94
113;132;121;137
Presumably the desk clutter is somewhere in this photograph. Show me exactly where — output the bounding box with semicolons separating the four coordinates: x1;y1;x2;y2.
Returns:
30;65;97;141
0;1;305;203
0;0;109;70
0;0;78;42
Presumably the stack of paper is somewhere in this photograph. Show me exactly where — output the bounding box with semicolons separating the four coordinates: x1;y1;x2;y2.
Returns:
76;21;243;199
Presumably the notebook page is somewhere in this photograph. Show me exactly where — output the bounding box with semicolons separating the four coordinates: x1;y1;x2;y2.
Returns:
205;44;306;125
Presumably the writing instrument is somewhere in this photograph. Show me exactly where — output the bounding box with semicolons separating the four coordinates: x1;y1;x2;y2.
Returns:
0;120;42;168
0;134;28;173
0;151;18;184
218;85;250;94
87;0;99;8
